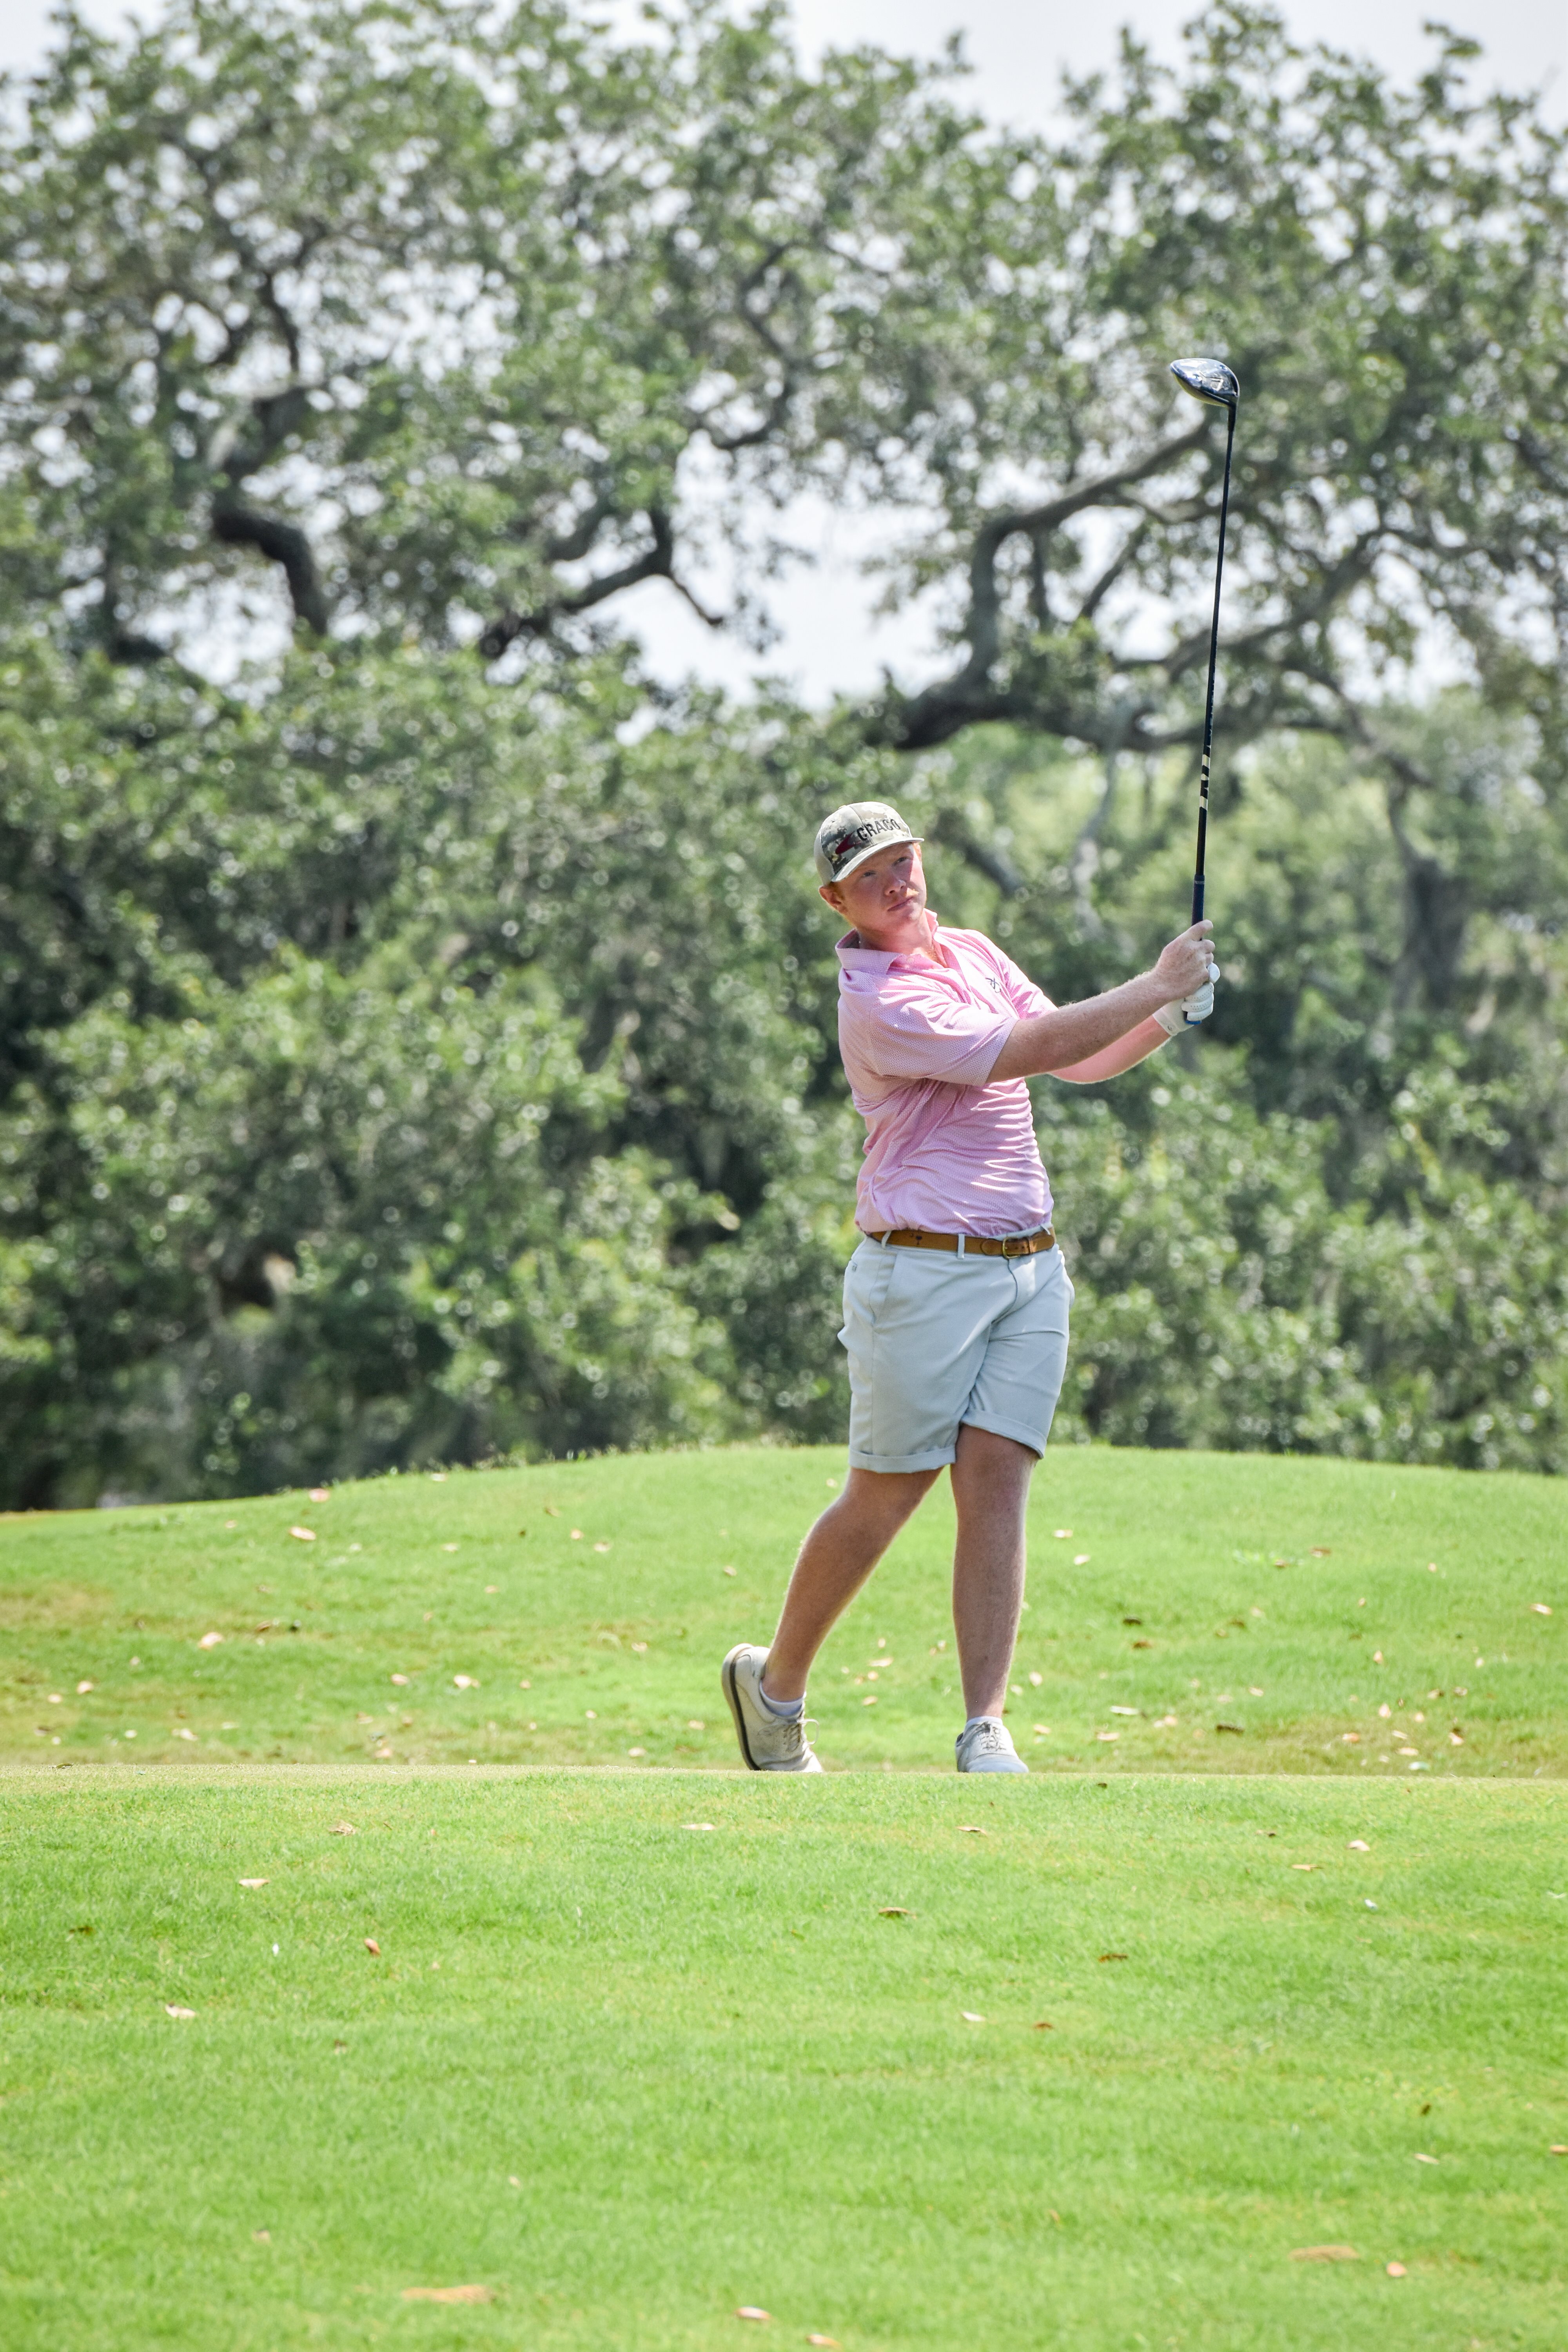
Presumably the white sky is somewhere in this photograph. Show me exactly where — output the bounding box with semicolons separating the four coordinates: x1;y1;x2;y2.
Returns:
5;0;1564;701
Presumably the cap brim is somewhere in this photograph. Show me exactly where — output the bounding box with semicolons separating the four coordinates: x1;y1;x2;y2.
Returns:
828;832;923;886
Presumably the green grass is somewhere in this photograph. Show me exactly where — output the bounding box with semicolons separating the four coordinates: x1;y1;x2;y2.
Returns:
3;1446;1566;2346
2;1770;1565;2349
2;1445;1563;1775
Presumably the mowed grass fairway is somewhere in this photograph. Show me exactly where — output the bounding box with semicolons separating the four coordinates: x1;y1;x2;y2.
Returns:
3;1448;1566;2348
2;1774;1566;2350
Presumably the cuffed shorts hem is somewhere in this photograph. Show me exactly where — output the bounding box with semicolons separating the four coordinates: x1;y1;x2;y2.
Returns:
846;1443;957;1475
954;1411;1047;1460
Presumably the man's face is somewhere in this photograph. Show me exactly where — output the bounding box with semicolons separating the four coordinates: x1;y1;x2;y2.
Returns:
821;838;929;950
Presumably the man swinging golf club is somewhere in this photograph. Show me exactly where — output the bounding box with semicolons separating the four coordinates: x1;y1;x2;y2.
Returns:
722;801;1219;1774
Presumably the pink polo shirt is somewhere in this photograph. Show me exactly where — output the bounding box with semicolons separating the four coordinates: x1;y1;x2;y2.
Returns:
836;920;1054;1239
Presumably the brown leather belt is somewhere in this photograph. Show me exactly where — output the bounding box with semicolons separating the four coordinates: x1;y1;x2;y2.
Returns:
863;1225;1056;1259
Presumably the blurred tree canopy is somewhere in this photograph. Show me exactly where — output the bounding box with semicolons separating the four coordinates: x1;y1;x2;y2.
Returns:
1;0;1565;1502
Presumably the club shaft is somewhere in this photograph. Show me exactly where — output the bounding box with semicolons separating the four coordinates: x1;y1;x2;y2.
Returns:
1191;403;1236;928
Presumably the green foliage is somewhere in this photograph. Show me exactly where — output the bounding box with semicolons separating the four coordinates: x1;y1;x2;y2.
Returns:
1043;1072;1568;1470
2;1;1567;1499
3;0;1564;767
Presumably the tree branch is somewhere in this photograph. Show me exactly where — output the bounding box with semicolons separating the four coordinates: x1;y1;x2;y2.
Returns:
875;421;1211;749
211;496;330;633
479;507;721;661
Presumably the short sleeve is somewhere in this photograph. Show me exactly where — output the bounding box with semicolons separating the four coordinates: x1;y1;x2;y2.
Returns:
991;947;1052;1022
840;979;1013;1088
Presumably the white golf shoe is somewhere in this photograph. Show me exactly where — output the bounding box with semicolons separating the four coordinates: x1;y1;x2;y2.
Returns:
722;1644;823;1773
955;1717;1029;1775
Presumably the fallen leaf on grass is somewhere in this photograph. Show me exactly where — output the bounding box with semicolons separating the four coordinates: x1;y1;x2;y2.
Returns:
1414;2152;1439;2163
958;1825;989;1835
1215;1722;1245;1735
288;1526;316;1543
453;1674;478;1690
1550;2145;1568;2155
308;1486;330;1502
806;2336;840;2347
401;2286;494;2304
960;2012;985;2023
76;1679;94;1694
328;1822;356;1835
1097;1953;1128;1963
238;1878;269;1889
735;2307;770;2323
1094;1731;1119;1742
333;2040;347;2053
164;2004;195;2019
877;1907;914;1917
1073;1553;1090;1566
1291;1863;1319;1872
1385;2261;1406;2278
1348;1840;1370;1852
197;1631;224;1649
1532;1602;1552;1615
1342;1732;1362;1744
684;1823;717;1832
1310;1546;1331;1557
364;1938;381;1956
1033;2020;1054;2031
1290;2245;1358;2262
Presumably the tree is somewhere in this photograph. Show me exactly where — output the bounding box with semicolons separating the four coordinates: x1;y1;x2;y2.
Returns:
4;0;1564;781
3;0;1568;1502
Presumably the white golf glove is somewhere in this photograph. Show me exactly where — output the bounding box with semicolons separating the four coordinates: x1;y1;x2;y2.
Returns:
1154;960;1220;1035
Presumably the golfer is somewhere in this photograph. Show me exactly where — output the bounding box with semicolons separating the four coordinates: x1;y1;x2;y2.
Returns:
722;800;1218;1774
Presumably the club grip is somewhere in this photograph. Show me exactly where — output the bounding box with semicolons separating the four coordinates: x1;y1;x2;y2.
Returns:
1191;875;1205;925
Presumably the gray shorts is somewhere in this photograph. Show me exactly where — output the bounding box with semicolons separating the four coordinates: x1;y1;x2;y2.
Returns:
839;1237;1074;1474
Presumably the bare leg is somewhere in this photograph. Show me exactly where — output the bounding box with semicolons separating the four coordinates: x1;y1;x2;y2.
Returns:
762;1466;940;1704
949;1425;1036;1719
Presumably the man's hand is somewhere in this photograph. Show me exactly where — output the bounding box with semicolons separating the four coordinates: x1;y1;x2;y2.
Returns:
1152;921;1217;1004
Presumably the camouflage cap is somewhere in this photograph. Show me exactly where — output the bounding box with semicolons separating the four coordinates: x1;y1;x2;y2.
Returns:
813;800;922;887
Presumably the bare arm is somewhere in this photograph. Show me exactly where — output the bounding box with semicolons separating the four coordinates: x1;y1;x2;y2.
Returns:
985;922;1214;1084
1050;1013;1171;1083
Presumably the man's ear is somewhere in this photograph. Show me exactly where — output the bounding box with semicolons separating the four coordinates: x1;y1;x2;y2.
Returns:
818;882;845;914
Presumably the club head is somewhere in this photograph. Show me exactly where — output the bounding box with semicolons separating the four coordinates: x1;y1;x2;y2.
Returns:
1170;356;1240;410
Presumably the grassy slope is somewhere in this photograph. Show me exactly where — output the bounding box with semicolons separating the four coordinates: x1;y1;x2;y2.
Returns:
1;1771;1564;2351
2;1446;1564;1774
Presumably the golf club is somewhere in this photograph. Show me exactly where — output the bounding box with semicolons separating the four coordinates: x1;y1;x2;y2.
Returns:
1169;357;1240;976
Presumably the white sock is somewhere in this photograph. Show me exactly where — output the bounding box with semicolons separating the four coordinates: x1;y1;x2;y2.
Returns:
760;1685;805;1720
964;1715;1003;1731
